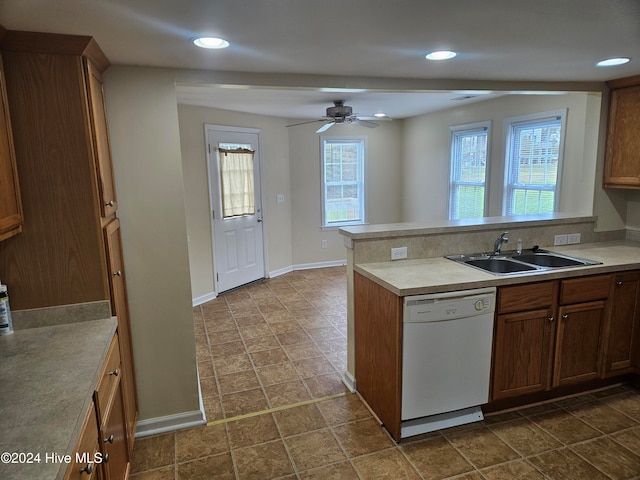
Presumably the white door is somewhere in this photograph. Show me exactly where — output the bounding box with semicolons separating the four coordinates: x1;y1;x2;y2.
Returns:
206;125;265;293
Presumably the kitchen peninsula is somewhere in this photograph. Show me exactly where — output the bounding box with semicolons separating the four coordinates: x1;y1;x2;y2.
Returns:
340;215;640;441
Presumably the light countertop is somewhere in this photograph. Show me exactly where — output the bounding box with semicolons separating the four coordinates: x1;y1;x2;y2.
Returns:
0;316;117;480
354;240;640;296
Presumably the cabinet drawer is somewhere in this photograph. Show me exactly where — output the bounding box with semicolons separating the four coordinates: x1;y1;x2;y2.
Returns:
64;402;99;480
498;281;557;314
95;333;121;426
560;275;612;305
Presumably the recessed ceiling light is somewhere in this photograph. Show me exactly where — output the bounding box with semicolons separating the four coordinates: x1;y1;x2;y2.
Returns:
426;50;457;61
192;37;230;49
596;57;630;67
320;88;367;93
374;113;387;118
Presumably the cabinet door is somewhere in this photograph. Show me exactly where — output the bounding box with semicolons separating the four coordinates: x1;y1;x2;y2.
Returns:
605;272;640;374
65;402;100;480
492;308;556;400
100;381;129;480
104;218;137;453
604;84;640;188
85;59;117;218
0;54;23;241
553;301;606;387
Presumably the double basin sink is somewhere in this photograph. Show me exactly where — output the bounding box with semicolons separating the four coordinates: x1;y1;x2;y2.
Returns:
446;248;601;275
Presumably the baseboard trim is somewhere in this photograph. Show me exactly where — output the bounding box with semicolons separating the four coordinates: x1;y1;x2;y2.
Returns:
192;291;217;307
268;265;294;278
135;409;207;438
292;260;347;271
342;370;356;393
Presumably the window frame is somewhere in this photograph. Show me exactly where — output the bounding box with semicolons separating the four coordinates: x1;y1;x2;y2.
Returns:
503;109;567;217
320;135;367;229
448;121;491;220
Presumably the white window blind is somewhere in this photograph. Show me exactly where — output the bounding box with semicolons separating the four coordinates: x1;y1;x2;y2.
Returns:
449;122;490;220
504;111;565;216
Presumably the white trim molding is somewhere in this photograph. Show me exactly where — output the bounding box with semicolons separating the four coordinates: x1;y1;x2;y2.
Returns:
192;292;217;307
342;370;356;393
135;410;206;438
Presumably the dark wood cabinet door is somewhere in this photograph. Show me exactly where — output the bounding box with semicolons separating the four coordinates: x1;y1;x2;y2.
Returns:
605;272;640;374
553;301;606;387
492;308;556;400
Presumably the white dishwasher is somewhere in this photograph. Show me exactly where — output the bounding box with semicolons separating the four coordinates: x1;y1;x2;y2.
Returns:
401;287;496;438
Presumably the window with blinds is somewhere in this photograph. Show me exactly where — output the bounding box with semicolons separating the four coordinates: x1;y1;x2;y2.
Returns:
504;110;566;216
449;122;490;220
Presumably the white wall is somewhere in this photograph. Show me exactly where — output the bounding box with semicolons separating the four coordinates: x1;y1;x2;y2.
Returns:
402;93;603;223
178;104;293;300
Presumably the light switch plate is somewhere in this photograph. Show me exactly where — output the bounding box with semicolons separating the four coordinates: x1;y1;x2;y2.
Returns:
568;233;581;244
276;194;285;203
554;234;569;246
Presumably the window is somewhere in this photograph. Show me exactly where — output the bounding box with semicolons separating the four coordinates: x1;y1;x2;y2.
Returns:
504;110;566;216
449;122;490;220
218;143;255;218
321;136;366;227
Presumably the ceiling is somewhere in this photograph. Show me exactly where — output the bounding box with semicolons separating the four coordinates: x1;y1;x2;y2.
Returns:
1;0;639;119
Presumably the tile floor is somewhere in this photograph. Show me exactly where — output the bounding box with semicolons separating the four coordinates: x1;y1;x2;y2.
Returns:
130;267;640;480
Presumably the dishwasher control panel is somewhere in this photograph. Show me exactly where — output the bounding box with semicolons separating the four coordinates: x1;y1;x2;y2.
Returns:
404;288;495;323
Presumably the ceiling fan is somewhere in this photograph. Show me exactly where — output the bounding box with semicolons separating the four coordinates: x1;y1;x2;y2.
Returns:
287;100;383;133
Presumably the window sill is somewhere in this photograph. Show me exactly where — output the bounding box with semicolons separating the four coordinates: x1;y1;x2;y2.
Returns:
321;223;368;231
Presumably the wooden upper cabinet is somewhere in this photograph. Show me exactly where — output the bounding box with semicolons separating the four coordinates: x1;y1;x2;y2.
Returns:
86;60;117;218
604;75;640;189
0;51;23;241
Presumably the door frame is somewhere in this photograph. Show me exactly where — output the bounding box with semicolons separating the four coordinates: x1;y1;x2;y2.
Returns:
204;124;269;294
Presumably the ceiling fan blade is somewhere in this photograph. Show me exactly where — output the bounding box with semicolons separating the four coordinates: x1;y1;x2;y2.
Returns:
286;119;326;127
316;122;335;133
352;119;379;128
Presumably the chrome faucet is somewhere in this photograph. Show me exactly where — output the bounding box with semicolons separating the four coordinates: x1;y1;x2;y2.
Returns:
494;232;509;255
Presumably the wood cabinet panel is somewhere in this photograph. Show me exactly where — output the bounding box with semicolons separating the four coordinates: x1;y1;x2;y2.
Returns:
354;272;402;441
604;78;640;189
0;53;23;241
559;274;611;305
65;402;100;480
95;334;121;428
553;301;606;387
497;281;556;314
604;271;640;374
100;382;129;480
492;308;556;400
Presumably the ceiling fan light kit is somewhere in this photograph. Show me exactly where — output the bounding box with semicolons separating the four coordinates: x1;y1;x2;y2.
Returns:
287;100;385;133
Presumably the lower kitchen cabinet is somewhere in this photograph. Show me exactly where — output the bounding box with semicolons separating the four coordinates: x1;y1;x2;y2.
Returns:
65;402;101;480
604;271;640;374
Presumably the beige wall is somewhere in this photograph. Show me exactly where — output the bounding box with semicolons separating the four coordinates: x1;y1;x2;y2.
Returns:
289;120;403;266
402;93;604;223
178;104;293;300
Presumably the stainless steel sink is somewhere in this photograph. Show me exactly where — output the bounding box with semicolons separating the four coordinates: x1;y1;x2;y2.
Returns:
446;249;601;276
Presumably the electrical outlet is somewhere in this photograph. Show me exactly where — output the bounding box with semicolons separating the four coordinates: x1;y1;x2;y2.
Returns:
276;194;285;203
321;239;328;248
568;233;581;244
391;246;408;260
554;234;568;246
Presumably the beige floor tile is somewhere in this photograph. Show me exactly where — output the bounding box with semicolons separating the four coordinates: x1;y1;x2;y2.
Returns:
570;436;640;480
211;340;247;359
529;448;610;480
175;424;228;462
316;393;372;426
529;409;601;445
214;352;253;376
250;347;289;367
204;318;235;333
489;417;561;456
603;392;640;422
208;328;241;345
273;403;328;437
304;372;348;398
305;326;343;343
283;342;324;361
177;452;235;480
566;400;638;433
293;357;337;378
202;395;224;422
268;319;304;334
197;358;215;379
233;440;294;480
611;425;640;452
481;459;545;480
244;334;279;352
221;388;269;417
233;312;265;324
226;413;280;449
217;370;260;395
298;461;359;480
130;465;175;480
130;433;175;474
332;418;395;457
256;362;300;386
198;376;218;398
351;449;420;480
285;428;347;471
276;330;312;346
444;426;519;469
400;436;473;480
264;379;312;407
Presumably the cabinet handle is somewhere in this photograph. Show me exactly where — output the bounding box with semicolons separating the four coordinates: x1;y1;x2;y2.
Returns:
616;281;623;286
113;270;122;277
103;453;110;464
106;200;115;207
548;316;555;322
105;434;114;444
109;368;120;377
562;314;568;320
80;462;94;475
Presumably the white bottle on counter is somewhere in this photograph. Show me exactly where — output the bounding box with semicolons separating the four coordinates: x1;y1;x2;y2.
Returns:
0;281;14;335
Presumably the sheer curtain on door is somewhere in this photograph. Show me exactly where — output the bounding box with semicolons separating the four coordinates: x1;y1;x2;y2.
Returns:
217;147;255;218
